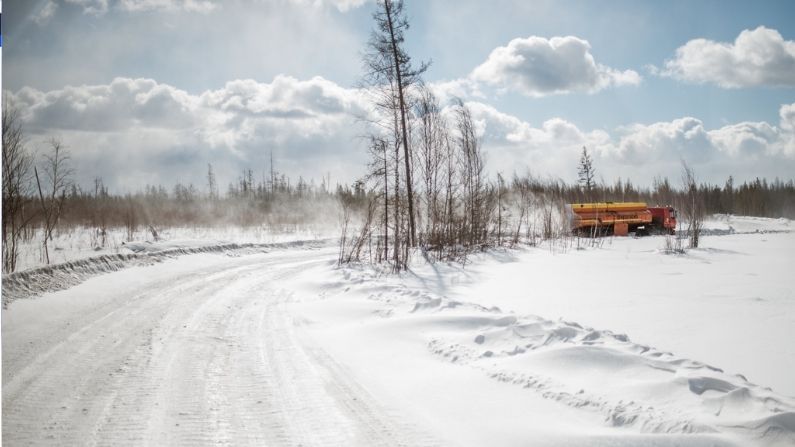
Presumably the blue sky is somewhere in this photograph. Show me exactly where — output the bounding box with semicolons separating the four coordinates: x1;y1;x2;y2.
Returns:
4;0;795;190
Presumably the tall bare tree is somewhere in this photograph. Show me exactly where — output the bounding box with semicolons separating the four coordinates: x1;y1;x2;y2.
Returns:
2;103;35;272
365;0;428;248
34;138;73;264
454;99;486;247
415;85;447;248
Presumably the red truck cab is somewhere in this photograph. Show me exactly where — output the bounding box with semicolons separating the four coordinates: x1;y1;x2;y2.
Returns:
648;207;677;234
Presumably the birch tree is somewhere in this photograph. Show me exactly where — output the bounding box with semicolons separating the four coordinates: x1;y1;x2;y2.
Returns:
2;103;34;272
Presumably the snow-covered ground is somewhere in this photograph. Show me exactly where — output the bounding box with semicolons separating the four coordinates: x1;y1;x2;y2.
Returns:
2;215;793;446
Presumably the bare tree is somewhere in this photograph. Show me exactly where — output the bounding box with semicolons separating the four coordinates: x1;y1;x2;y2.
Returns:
442;129;458;255
364;0;428;248
364;136;391;262
207;163;218;200
680;160;704;248
2;102;35;272
496;173;507;246
454;99;486;248
121;196;139;242
391;103;403;269
34;138;73;264
415;85;447;249
511;175;532;246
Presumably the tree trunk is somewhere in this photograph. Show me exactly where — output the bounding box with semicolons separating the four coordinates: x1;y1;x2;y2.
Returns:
384;0;416;247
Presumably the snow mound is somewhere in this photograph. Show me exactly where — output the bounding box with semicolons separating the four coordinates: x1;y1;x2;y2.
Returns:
411;294;795;445
340;262;794;445
2;239;334;306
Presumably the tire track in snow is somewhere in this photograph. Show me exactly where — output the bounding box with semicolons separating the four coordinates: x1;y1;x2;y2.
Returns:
3;247;433;446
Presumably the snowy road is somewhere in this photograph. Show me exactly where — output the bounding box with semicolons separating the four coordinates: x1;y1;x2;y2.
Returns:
2;247;431;446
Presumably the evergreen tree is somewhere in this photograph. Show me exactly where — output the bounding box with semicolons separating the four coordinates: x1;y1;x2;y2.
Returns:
577;146;596;197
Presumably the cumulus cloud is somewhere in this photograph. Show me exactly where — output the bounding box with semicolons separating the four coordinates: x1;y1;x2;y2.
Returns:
445;101;614;178
777;103;795;157
781;102;795;132
471;35;641;97
6;76;370;190
611;117;712;163
460;102;609;149
446;100;795;183
288;0;369;12
708;121;779;158
198;76;368;150
662;26;795;88
119;0;219;13
6;76;794;190
428;78;484;103
64;0;109;15
11;78;199;132
33;1;59;25
54;0;217;17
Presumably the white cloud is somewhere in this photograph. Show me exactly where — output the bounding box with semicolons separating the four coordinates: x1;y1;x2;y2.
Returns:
10;78;199;132
428;78;484;104
449;101;613;178
708;121;778;158
6;76;369;190
64;0;109;15
33;1;59;25
781;102;795;132
6;77;794;189
471;35;641;97
56;0;217;16
287;0;369;12
457;101;607;149
446;100;795;183
198;75;369;149
777;103;795;157
662;26;795;88
119;0;219;13
611;117;712;163
33;0;363;23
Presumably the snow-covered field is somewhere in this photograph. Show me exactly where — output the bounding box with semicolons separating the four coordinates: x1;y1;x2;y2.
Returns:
2;215;793;446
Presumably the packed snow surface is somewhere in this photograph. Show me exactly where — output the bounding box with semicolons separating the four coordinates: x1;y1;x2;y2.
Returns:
2;215;793;446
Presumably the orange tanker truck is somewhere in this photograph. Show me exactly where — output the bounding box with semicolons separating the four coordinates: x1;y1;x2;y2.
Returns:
565;202;677;236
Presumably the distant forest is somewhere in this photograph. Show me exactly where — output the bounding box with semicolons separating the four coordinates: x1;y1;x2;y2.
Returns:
36;169;795;229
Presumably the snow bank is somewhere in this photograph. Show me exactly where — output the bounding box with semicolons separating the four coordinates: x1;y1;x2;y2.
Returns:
2;239;333;306
419;299;794;443
11;225;338;271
